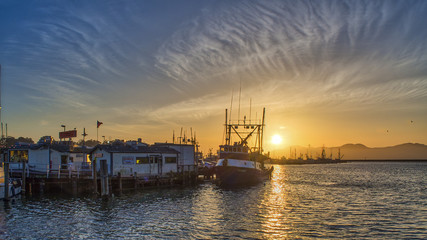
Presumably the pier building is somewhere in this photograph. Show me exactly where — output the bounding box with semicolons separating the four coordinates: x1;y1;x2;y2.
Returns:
90;142;180;177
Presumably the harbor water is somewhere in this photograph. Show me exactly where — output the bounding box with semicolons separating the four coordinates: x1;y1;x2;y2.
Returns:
1;162;426;239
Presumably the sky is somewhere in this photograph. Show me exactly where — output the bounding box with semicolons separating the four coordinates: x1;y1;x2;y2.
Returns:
0;0;426;154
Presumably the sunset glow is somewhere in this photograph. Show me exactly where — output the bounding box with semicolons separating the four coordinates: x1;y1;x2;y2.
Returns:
271;135;283;145
0;1;426;153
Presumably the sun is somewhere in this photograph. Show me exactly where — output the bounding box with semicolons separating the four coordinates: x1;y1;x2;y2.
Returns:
271;134;283;145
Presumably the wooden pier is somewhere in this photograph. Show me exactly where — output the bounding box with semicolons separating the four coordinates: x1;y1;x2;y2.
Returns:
8;167;199;197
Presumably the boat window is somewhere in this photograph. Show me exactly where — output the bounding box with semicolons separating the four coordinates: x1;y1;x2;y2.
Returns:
232;147;236;152
238;147;241;152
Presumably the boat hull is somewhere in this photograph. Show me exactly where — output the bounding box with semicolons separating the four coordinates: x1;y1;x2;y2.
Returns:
215;166;271;187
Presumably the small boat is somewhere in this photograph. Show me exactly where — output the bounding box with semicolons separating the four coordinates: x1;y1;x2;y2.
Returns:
215;108;273;187
0;169;22;200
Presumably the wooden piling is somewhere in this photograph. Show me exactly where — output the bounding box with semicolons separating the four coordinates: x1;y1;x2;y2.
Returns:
21;161;26;194
92;158;98;194
118;172;122;194
72;179;77;196
40;180;45;195
100;159;109;197
28;181;32;196
3;161;9;201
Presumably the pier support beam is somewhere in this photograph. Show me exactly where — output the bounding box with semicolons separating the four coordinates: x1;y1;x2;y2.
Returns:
92;158;98;194
3;161;9;201
99;159;109;197
118;172;122;194
21;161;26;194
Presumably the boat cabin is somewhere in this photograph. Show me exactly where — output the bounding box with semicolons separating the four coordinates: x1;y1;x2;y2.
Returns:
218;143;250;160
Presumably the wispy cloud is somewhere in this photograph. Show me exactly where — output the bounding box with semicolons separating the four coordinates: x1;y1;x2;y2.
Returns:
155;0;427;115
1;0;426;145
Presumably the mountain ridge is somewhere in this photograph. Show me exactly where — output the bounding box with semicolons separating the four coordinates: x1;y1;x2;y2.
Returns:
270;142;427;160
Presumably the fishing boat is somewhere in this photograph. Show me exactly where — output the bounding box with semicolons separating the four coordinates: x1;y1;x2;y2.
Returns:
215;108;273;186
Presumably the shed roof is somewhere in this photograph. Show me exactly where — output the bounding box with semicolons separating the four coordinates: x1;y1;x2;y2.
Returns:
91;144;179;154
30;144;71;153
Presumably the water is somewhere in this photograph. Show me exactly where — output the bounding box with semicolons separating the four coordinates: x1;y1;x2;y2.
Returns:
1;162;426;239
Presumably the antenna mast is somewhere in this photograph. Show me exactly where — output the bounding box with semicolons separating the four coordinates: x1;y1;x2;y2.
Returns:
260;107;265;154
229;90;233;124
173;130;175;144
238;79;241;123
0;64;2;140
249;98;252;125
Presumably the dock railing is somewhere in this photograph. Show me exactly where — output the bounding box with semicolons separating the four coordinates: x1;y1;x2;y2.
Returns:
9;162;93;179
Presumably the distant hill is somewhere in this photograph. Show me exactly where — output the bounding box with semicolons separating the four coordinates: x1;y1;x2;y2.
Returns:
269;143;427;160
340;143;427;160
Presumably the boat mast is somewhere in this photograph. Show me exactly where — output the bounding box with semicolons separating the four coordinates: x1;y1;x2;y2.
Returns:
260;107;265;154
225;109;229;145
0;64;2;140
238;80;241;124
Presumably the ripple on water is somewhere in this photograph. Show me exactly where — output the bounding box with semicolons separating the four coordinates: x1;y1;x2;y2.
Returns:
1;162;426;239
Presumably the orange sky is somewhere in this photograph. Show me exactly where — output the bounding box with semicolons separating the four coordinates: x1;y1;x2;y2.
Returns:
1;1;427;155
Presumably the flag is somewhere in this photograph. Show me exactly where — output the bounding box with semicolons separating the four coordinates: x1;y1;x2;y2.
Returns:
97;120;103;128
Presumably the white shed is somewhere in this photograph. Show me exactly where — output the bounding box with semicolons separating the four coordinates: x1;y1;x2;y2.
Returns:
6;143;71;174
154;143;197;172
90;144;179;177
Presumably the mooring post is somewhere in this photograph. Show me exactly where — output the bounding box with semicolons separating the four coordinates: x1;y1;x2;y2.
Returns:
72;179;77;196
100;159;109;197
40;179;45;195
108;177;112;196
3;161;9;201
134;172;137;190
46;164;49;178
28;178;33;196
92;158;98;194
118;172;122;194
58;165;61;179
21;161;26;194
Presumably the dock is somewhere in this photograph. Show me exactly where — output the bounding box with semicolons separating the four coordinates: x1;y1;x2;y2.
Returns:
6;165;199;197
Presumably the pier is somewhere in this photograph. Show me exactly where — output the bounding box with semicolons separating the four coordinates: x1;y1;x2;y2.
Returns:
8;167;199;197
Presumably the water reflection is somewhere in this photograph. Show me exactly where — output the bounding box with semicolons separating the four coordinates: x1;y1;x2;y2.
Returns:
259;165;291;239
0;162;425;239
189;184;226;239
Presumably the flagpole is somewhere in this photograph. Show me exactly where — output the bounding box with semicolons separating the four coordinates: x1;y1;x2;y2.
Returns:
96;121;103;143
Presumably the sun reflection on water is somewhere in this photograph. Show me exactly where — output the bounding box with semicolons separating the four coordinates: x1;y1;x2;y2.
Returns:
259;165;291;238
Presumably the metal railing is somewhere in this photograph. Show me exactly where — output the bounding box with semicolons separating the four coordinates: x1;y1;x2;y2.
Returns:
7;162;93;179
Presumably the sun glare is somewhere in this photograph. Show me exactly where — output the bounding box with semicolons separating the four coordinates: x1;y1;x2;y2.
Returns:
271;134;282;145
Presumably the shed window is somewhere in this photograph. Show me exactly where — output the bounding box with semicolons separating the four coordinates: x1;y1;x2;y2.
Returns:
136;157;149;164
9;150;28;163
150;156;159;164
165;157;177;164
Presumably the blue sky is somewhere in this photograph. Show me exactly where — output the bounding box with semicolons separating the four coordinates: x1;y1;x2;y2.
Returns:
1;0;426;152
